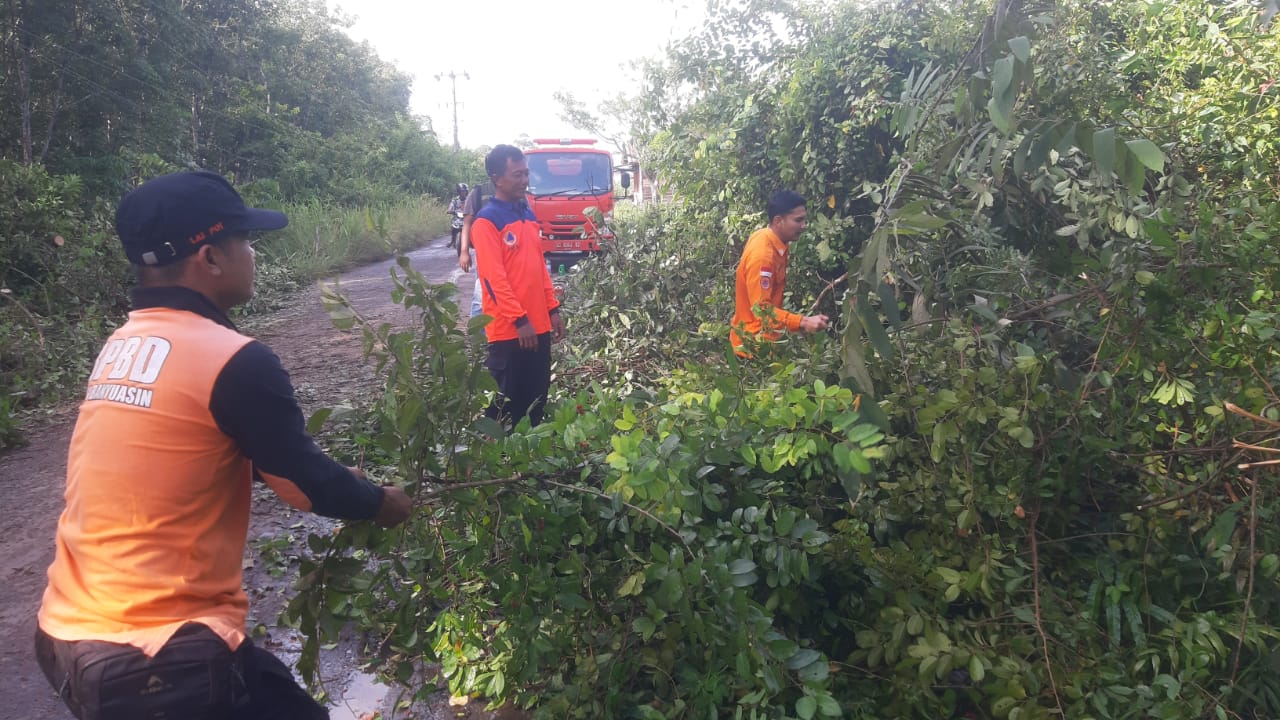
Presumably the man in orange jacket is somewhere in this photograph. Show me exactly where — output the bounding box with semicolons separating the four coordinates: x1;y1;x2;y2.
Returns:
35;171;413;719
471;145;566;426
730;190;829;354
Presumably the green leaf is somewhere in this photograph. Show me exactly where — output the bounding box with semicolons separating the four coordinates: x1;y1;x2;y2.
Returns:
857;299;894;361
936;567;962;584
1117;155;1142;197
786;648;822;670
816;239;833;262
1204;505;1240;551
1008;36;1031;62
1125;138;1165;172
992;56;1015;99
305;407;333;434
839;469;863;500
860;227;883;284
877;281;901;330
796;658;830;682
987;97;1011;134
907;614;924;635
556;593;588;610
970;655;986;683
488;670;505;697
618;571;646;597
475;416;506;440
770;637;800;659
632;616;657;640
1092;127;1116;183
840;314;876;397
729;558;757;575
796;696;817;720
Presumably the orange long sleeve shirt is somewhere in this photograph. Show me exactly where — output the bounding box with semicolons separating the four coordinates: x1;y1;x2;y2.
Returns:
730;227;802;352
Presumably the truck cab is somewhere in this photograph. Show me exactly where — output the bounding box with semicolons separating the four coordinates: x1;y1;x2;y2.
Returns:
524;138;616;257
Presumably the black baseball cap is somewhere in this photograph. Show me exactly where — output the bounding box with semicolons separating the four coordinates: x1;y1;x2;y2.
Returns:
115;171;288;266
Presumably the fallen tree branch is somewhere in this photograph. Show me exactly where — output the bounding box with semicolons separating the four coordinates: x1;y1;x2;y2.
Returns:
414;472;692;554
1226;402;1280;429
419;475;530;498
0;291;46;348
1238;458;1280;470
1229;474;1259;687
809;272;848;314
1003;291;1086;322
1233;440;1280;454
1028;506;1067;718
540;478;691;553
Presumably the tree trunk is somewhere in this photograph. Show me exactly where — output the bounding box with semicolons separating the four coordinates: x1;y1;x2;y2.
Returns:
191;93;200;161
37;67;61;163
19;28;31;165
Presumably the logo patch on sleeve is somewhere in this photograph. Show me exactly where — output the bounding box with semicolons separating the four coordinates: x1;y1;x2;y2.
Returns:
504;231;518;246
760;268;773;290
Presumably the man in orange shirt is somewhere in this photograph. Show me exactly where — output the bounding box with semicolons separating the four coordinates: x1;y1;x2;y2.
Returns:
730;190;830;355
34;171;412;719
471;145;566;427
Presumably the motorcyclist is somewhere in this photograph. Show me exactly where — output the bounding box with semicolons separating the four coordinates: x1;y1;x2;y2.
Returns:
447;183;468;249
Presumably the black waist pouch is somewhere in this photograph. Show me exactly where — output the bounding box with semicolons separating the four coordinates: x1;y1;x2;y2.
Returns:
69;623;242;720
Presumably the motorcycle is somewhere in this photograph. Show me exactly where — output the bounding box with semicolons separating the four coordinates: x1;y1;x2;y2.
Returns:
449;211;464;249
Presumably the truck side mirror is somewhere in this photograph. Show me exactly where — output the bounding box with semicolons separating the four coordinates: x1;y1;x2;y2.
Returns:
620;171;631;190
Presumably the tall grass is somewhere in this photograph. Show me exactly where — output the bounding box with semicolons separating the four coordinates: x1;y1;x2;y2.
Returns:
258;196;450;280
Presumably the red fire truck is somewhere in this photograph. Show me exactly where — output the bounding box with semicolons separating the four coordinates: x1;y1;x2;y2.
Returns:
524;138;624;258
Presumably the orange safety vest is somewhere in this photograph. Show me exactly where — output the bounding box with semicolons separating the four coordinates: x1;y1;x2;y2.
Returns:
39;307;256;656
730;227;802;352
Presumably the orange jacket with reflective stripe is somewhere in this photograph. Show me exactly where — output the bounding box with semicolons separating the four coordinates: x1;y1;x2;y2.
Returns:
730;227;802;350
39;287;383;656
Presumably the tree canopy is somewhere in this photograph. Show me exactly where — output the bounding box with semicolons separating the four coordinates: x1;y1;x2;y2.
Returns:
293;1;1280;718
0;0;476;203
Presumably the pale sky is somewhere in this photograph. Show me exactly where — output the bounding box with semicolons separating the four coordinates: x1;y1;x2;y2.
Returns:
326;0;708;150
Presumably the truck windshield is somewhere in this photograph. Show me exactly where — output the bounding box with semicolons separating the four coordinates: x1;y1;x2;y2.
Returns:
527;152;613;197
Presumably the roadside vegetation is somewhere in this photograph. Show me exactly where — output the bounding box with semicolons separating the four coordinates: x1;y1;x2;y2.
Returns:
293;0;1280;718
4;0;1279;717
0;0;477;446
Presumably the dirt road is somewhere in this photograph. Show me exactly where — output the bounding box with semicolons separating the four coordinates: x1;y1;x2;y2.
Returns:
0;235;492;719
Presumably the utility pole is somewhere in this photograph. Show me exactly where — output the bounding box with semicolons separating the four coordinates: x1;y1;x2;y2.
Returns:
435;70;469;151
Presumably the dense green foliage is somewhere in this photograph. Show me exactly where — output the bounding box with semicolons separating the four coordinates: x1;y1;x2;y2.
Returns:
0;0;475;444
293;0;1280;718
0;0;480;203
0;160;451;447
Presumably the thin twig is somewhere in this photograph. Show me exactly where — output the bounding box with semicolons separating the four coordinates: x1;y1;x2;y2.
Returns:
1238;458;1280;470
0;291;46;348
1229;475;1259;686
540;478;691;552
1003;291;1085;322
1028;506;1067;717
1226;402;1280;429
1232;440;1280;454
809;272;848;313
419;475;529;498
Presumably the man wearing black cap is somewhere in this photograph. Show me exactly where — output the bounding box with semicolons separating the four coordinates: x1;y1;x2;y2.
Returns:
33;170;412;719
